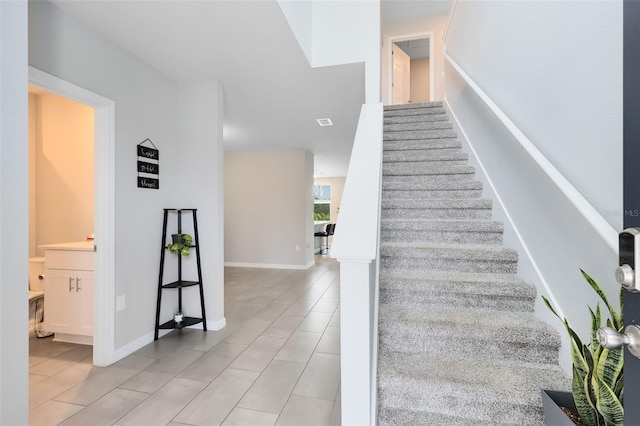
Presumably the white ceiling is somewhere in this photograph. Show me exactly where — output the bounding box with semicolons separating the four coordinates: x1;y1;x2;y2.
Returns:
47;0;450;177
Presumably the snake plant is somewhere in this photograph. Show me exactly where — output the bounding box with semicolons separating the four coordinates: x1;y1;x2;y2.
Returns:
542;269;623;426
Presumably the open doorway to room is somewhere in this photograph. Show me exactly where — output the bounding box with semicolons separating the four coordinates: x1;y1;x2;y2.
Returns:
388;33;434;105
27;85;95;346
29;67;116;367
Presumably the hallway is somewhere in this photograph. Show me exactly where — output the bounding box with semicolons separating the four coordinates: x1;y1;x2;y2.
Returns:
29;256;341;426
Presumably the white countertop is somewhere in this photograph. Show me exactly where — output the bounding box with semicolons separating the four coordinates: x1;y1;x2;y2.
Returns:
39;241;95;251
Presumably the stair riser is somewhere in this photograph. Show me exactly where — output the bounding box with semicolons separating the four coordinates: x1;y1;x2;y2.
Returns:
381;230;502;245
385;129;457;140
380;291;534;312
384;122;453;132
384;160;469;169
380;255;517;274
383;181;482;191
384;114;449;124
383;151;466;162
377;407;536;426
377;384;546;426
384;139;461;151
383;165;475;177
384;147;464;157
381;209;492;220
378;329;558;363
384;107;445;117
383;174;475;183
383;189;482;199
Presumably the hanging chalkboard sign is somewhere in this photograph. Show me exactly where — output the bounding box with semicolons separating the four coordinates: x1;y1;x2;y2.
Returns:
137;139;159;189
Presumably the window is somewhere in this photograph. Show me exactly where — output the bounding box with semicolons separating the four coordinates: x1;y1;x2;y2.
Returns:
314;184;331;221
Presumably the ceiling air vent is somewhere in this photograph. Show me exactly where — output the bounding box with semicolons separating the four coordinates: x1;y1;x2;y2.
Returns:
316;118;333;127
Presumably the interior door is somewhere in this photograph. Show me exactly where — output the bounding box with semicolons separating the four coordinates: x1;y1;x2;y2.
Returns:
392;43;411;105
624;0;640;422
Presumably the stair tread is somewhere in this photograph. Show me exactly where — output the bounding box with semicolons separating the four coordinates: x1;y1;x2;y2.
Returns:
384;139;461;149
378;407;523;426
379;303;555;331
383;152;468;162
383;164;475;176
381;218;503;231
380;243;519;266
379;269;527;285
382;180;482;190
384;102;444;110
378;353;569;393
382;198;491;208
385;129;457;140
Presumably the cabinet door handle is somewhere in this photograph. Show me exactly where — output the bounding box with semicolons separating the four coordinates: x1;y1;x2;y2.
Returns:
69;277;75;292
76;278;81;292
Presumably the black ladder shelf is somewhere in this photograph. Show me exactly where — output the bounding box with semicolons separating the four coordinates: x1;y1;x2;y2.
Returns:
154;208;207;340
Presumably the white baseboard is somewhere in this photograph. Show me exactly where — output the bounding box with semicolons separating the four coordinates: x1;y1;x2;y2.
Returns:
224;261;314;270
112;316;228;362
113;332;154;362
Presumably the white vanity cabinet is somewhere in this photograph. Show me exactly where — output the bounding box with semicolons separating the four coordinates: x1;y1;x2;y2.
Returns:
42;242;94;345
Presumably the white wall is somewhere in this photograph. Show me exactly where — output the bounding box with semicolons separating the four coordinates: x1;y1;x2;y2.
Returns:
225;149;314;269
278;0;381;104
29;1;224;351
30;92;94;256
0;0;29;423
277;0;313;65
29;94;38;257
382;15;448;104
443;1;622;371
411;58;430;103
169;80;225;331
445;0;622;232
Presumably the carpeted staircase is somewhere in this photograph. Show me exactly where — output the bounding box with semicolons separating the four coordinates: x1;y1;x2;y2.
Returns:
377;102;571;425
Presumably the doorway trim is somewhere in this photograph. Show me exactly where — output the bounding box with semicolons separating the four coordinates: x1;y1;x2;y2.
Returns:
387;32;435;105
28;67;116;367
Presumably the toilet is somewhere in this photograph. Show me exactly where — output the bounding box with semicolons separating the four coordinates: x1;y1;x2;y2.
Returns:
28;257;45;301
29;257;51;335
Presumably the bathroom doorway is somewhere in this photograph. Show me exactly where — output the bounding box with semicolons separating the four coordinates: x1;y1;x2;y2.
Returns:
27;86;95;345
29;67;116;367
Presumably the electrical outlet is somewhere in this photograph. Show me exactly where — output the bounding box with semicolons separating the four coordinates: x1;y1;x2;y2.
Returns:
116;295;126;312
295;244;300;251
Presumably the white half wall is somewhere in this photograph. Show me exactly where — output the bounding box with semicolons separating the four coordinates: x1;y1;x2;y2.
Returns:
0;0;29;423
225;149;314;269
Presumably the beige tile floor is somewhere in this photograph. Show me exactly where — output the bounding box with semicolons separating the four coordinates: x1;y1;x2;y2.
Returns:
29;255;341;426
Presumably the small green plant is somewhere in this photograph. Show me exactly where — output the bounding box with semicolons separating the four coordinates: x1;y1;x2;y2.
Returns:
542;269;623;426
166;233;193;256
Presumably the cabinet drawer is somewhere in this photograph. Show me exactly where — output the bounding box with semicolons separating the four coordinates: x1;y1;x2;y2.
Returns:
45;250;94;271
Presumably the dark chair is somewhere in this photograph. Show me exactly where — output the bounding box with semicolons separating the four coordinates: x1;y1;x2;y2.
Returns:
315;223;336;254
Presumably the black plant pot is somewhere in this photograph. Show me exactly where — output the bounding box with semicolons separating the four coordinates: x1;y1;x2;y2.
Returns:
541;389;578;426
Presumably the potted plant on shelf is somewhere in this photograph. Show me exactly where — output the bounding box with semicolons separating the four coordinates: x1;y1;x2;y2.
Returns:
166;233;193;256
541;270;623;426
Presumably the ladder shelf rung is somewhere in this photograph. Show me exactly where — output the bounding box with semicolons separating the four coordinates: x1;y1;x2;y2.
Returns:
158;316;203;329
161;280;200;289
